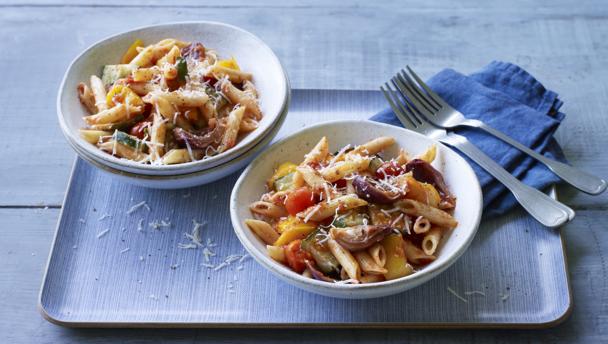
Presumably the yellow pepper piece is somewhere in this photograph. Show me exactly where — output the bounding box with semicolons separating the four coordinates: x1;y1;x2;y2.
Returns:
274;222;316;246
267;162;297;189
381;234;413;280
121;39;144;64
277;216;304;233
405;175;441;207
106;85;144;108
217;57;240;71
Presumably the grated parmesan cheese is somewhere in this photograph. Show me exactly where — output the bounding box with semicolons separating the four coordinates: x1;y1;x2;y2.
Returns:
126;201;151;215
96;228;110;239
447;287;468;303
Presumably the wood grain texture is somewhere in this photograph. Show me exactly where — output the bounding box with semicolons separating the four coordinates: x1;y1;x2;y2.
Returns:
0;0;607;343
0;1;607;206
1;208;606;343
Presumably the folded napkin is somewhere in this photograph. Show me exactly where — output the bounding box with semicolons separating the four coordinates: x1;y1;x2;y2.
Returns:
371;61;567;217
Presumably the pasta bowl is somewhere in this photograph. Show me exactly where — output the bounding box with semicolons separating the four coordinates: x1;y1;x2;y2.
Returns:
230;120;483;299
57;21;290;176
68;101;286;189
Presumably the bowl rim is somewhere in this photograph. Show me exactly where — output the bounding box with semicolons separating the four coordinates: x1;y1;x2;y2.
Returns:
57;20;290;175
230;119;483;293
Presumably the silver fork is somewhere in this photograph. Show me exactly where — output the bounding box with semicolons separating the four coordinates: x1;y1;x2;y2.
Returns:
393;66;606;195
380;82;575;228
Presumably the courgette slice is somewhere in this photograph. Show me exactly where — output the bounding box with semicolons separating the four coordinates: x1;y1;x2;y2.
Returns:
101;64;134;87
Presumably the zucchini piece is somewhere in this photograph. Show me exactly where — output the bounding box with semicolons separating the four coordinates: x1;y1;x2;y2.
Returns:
101;64;133;87
301;230;340;275
274;172;295;192
333;212;368;228
112;130;141;149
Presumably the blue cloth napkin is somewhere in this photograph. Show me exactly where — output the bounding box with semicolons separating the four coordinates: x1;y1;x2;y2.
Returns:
371;61;567;217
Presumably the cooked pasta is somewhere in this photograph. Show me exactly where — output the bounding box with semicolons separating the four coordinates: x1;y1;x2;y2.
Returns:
77;38;263;164
245;137;458;283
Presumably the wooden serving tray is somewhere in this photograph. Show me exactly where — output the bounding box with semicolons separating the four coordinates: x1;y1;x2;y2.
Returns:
39;89;571;328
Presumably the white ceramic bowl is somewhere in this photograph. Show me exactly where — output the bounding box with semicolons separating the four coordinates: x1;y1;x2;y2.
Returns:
57;21;290;176
230;120;483;299
71;103;286;189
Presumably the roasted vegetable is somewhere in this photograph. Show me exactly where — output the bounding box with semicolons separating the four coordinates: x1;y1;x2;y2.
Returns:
181;42;205;61
332;211;368;228
352;175;402;204
274;220;316;246
268;162;298;191
173;125;224;150
285;187;316;216
284;240;312;273
101;64;133;87
301;229;340;275
305;260;334;282
405;159;456;209
330;225;393;251
120;39;144;64
175;57;188;82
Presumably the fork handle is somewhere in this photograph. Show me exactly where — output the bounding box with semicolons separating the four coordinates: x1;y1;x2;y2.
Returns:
463;119;607;195
441;133;574;228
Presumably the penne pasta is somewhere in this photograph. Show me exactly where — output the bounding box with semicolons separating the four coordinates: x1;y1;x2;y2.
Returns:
77;82;98;114
320;158;370;182
83;104;141;125
79;129;111;144
403;239;436;265
303;137;329;165
90;75;108;112
145;90;210;108
219;106;245;152
422;227;442;256
156;45;181;66
149;111;167;161
359;274;385;284
131;66;161;83
296;165;327;190
368;243;387;268
348;136;395;157
209;64;253;83
266;245;286;263
396;199;458;229
249;201;287;218
245;219;279;245
327;238;360;280
297;194;367;222
413;216;431;234
161;148;204;164
220;79;262;120
354;251;388;275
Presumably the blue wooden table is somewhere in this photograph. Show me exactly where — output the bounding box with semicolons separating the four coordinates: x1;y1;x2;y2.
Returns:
1;0;607;342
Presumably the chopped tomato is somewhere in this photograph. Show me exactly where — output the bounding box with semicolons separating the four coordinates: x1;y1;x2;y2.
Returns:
284;240;312;273
285;187;316;216
376;161;405;179
129;119;151;139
